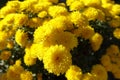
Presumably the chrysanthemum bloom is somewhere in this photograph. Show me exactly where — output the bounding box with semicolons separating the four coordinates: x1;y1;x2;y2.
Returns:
113;69;120;79
7;41;14;49
80;25;95;39
82;72;97;80
91;64;108;80
0;73;7;80
113;28;120;39
65;65;82;80
66;0;74;6
83;7;101;21
20;71;33;80
33;1;52;13
40;0;59;4
27;17;43;28
106;44;119;57
14;13;28;28
69;1;85;11
0;31;9;49
24;53;37;66
38;11;48;18
0;31;9;42
6;62;24;80
89;33;103;51
110;4;120;16
24;46;37;66
109;17;120;28
1;13;15;24
34;25;78;50
0;5;17;18
81;0;102;8
48;5;68;17
46;16;74;31
0;50;11;60
70;11;89;27
109;64;120;79
30;43;48;60
19;0;38;12
101;0;114;4
15;29;28;47
100;54;112;71
43;45;72;76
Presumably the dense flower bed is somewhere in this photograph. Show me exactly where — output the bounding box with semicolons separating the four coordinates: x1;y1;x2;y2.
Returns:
0;0;120;80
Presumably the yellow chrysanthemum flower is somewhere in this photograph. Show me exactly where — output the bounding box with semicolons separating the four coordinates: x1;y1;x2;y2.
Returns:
24;46;37;66
113;28;120;39
30;43;48;60
38;11;48;18
69;1;85;11
0;31;9;41
46;15;74;31
106;44;119;57
15;59;22;66
58;3;66;7
97;9;105;21
110;4;120;16
81;0;102;8
27;17;42;28
33;1;52;13
19;0;38;12
6;1;20;8
34;26;78;50
100;54;112;71
0;73;7;80
2;13;15;24
24;53;37;66
101;54;111;67
43;45;72;76
113;69;120;79
0;50;11;60
0;41;7;50
90;33;103;51
14;13;28;28
0;22;14;37
101;0;115;4
33;25;53;43
40;0;58;3
6;63;24;80
70;11;89;27
7;41;14;49
0;6;16;18
110;64;120;79
65;65;82;80
15;29;28;47
81;25;95;39
83;7;100;21
111;64;119;72
102;2;113;11
0;32;8;49
48;5;68;17
109;16;120;28
82;72;97;80
20;71;33;80
91;64;108;80
66;0;75;6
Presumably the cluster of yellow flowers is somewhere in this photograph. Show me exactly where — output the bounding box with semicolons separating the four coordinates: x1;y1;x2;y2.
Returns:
0;60;33;80
65;64;107;80
101;45;120;79
0;0;120;80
